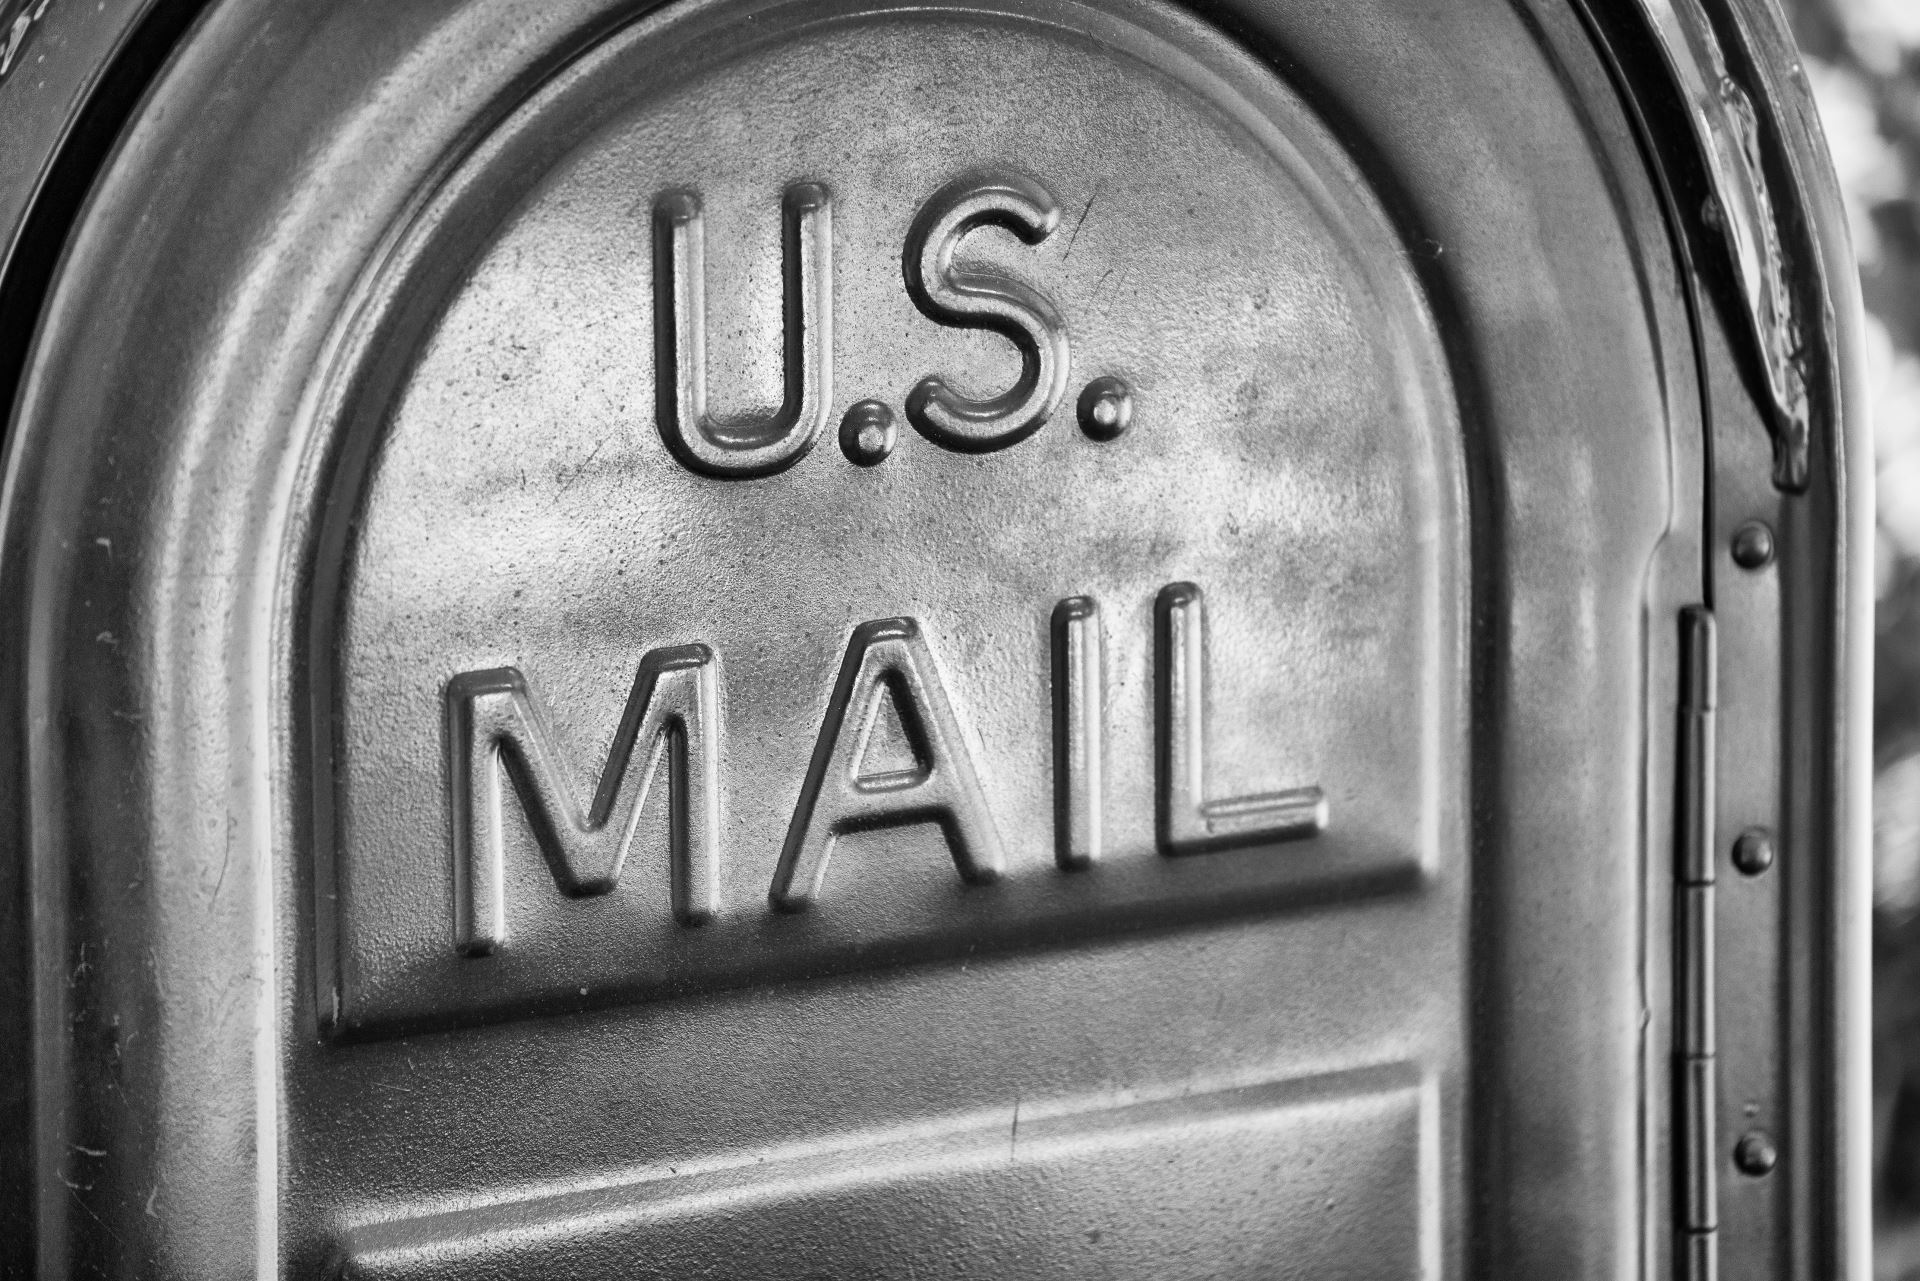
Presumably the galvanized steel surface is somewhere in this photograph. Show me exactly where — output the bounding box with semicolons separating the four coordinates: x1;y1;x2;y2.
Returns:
0;0;1867;1276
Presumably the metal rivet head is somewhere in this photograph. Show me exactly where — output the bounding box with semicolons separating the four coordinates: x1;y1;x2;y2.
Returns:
1077;376;1133;441
839;400;896;466
1734;1129;1777;1177
1731;520;1775;569
1732;828;1774;876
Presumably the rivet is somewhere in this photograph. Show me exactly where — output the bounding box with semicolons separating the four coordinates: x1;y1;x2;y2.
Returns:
1734;1129;1777;1177
1077;376;1133;441
1731;521;1775;569
1732;828;1774;876
839;400;896;466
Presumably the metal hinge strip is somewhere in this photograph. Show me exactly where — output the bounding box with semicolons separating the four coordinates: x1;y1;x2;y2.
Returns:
1678;604;1719;1279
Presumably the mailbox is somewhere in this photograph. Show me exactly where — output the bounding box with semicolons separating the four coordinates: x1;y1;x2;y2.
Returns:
0;0;1870;1275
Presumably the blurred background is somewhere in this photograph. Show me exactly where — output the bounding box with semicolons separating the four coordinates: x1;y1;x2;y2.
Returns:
1783;0;1920;1272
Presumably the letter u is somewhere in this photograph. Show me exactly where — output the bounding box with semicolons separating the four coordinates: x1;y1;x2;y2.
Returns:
653;183;833;478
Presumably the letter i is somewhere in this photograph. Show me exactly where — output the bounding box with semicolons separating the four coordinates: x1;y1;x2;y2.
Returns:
1053;596;1103;869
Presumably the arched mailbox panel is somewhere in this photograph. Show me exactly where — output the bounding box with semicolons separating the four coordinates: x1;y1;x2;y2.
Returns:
0;0;1866;1275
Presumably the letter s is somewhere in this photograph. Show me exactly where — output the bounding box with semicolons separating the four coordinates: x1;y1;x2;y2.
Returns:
902;172;1070;452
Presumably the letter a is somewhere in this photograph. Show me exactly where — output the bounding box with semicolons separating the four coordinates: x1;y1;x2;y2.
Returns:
772;619;1005;910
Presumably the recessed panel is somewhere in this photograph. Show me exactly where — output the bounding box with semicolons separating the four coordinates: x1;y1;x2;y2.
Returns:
314;0;1462;1034
338;1066;1431;1280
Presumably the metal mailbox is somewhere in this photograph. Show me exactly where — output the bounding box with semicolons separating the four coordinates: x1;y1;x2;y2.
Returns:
0;0;1869;1275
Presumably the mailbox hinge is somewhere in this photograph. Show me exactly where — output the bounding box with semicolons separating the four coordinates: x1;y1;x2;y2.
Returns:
1676;604;1719;1280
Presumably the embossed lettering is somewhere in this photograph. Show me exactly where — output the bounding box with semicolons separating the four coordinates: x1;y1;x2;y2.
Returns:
772;619;1005;910
447;646;719;954
903;171;1071;452
1156;584;1327;854
653;183;833;477
1052;596;1103;869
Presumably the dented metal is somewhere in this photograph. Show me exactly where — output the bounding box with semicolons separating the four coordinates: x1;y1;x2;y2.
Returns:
1632;0;1813;490
0;0;54;82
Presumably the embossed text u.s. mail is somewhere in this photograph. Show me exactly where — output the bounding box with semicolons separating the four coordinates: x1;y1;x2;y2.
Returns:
448;583;1328;952
434;175;1330;967
314;2;1459;1034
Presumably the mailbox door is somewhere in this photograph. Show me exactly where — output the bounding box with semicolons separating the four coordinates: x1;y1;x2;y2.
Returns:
0;0;1864;1276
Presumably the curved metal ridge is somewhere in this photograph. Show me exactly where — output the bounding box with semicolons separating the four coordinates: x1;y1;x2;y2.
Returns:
1633;0;1810;491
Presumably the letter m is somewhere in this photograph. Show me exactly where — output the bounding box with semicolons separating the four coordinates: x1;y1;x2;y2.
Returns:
446;645;718;955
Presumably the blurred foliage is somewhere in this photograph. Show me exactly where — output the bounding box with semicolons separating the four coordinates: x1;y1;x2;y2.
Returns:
1779;0;1920;1271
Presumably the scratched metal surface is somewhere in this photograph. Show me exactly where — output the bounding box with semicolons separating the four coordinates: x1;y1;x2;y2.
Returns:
0;0;155;278
0;0;1709;1274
